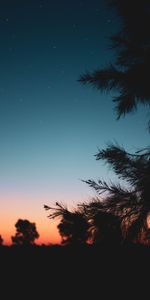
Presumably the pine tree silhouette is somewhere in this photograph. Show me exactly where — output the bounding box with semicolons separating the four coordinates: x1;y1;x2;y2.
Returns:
79;0;150;128
83;145;150;243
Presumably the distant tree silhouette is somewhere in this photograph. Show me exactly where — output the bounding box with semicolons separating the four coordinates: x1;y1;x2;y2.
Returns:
79;0;150;128
0;235;3;246
44;203;89;245
11;219;39;246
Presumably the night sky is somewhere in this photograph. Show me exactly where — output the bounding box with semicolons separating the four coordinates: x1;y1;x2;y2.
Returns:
0;0;149;244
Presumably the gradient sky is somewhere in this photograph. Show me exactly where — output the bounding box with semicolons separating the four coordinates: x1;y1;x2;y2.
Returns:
0;0;149;245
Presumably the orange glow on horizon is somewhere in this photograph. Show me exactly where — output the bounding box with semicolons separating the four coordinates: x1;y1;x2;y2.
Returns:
1;217;61;246
0;190;86;245
0;192;62;246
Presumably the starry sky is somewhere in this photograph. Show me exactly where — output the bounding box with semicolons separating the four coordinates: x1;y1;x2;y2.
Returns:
0;0;149;245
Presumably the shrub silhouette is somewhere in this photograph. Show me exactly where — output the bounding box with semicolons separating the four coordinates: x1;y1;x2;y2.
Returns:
44;203;89;245
11;219;39;246
45;202;123;246
79;201;123;245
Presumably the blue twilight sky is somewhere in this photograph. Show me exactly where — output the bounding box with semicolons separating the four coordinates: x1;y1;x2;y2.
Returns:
0;0;149;243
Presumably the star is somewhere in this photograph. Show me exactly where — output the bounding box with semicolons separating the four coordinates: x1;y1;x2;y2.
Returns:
0;17;9;24
39;0;44;8
11;33;16;39
0;87;5;93
96;8;100;15
83;37;89;41
60;70;65;75
79;1;84;6
9;47;13;52
89;50;95;56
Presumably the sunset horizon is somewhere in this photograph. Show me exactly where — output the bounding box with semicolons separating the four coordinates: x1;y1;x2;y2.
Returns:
0;0;149;249
1;1;150;297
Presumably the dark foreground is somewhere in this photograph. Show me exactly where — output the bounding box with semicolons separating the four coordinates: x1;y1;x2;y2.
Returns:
1;244;149;298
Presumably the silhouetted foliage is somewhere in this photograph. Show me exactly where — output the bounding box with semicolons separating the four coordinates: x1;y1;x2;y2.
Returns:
45;202;123;245
0;235;3;246
11;219;39;246
44;0;150;246
78;200;123;245
44;203;89;245
83;145;150;244
79;0;150;128
78;0;150;245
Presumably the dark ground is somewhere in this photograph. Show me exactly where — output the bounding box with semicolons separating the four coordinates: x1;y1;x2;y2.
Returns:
0;244;149;298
